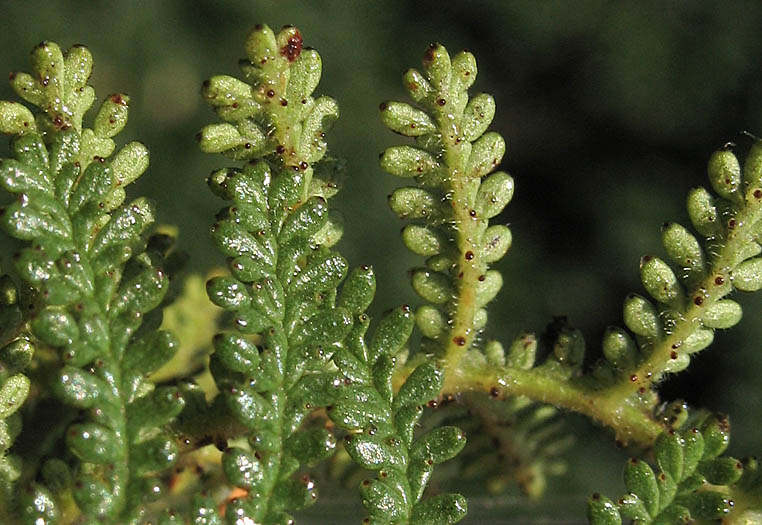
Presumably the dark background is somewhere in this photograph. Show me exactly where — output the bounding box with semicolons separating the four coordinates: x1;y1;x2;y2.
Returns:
1;1;761;520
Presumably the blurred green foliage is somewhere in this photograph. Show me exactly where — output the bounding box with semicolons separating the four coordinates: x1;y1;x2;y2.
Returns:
1;1;761;520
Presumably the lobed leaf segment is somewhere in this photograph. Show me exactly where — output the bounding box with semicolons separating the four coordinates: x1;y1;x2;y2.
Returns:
0;42;184;522
329;297;468;524
588;142;762;411
588;413;762;524
196;24;350;523
380;42;512;381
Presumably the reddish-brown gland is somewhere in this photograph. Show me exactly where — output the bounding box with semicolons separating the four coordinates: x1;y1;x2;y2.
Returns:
110;93;127;105
280;30;303;62
423;43;437;65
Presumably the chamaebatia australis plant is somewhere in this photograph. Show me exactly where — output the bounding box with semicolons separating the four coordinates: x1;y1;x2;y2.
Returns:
0;23;759;524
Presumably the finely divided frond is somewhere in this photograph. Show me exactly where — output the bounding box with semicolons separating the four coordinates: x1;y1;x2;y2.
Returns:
0;42;183;522
197;25;348;523
380;43;512;377
588;143;762;411
588;413;762;524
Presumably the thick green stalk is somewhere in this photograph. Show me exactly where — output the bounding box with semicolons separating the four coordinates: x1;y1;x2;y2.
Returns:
446;362;664;445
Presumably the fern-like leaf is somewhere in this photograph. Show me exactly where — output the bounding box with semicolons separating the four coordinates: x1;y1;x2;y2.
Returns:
197;25;347;523
0;41;183;522
588;413;762;524
381;43;512;378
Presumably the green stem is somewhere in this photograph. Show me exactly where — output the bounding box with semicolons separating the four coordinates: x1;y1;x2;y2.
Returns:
438;107;483;378
440;360;665;446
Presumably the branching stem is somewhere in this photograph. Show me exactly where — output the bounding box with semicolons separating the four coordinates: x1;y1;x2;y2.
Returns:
435;361;665;446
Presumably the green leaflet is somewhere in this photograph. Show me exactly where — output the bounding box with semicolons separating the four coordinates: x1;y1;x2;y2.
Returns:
0;41;183;521
198;24;358;523
329;300;467;523
380;41;514;375
589;414;759;524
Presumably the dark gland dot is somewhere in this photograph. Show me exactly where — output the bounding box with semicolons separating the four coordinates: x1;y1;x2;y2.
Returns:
478;274;486;281
630;374;638;382
437;98;446;106
276;145;286;154
280;98;288;106
755;189;762;199
379;102;387;111
266;89;275;98
465;251;474;260
489;387;500;398
693;296;704;306
469;209;477;217
715;275;725;285
453;336;466;346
